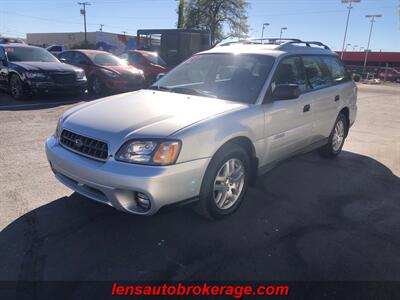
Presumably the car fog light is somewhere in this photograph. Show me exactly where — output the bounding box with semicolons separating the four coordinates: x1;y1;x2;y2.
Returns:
136;192;151;210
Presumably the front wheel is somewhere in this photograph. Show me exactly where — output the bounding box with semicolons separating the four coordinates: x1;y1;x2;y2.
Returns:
194;144;250;220
9;74;25;100
319;113;348;158
90;76;106;96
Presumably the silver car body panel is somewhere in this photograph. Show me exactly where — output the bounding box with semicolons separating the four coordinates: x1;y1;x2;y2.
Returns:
46;42;357;215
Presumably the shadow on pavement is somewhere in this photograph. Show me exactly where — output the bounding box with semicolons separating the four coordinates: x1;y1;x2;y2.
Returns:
1;151;399;295
0;92;98;111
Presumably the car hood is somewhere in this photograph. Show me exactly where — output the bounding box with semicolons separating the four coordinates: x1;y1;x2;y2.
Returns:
100;65;141;75
62;89;247;152
11;61;79;72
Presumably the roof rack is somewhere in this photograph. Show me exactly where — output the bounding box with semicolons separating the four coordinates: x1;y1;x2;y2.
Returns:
217;38;331;50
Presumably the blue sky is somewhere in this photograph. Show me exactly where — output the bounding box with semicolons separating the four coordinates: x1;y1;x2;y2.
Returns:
1;0;399;51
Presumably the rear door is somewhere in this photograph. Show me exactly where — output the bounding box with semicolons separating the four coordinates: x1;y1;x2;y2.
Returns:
302;56;338;143
262;56;314;165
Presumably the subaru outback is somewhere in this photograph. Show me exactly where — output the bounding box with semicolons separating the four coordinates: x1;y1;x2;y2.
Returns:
46;38;357;219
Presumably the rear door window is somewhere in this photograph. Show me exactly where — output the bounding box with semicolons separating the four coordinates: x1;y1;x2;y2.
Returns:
302;56;332;90
320;56;349;84
271;56;307;93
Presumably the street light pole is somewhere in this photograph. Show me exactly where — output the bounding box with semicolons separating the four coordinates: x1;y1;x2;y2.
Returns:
340;0;361;59
261;23;270;40
279;27;287;39
78;2;91;44
363;14;382;74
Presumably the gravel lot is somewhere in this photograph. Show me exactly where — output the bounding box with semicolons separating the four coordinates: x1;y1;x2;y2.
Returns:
0;84;399;287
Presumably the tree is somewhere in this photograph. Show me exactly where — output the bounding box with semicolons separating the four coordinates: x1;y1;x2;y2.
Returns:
177;0;185;29
182;0;249;45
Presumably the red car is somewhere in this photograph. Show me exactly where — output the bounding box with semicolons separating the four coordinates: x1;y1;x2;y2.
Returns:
59;50;145;95
120;50;170;85
378;67;400;83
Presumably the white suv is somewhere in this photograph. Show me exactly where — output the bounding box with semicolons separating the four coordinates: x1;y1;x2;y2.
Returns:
46;38;357;219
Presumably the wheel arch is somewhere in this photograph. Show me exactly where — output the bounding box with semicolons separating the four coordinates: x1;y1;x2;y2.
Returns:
339;106;350;136
211;136;259;186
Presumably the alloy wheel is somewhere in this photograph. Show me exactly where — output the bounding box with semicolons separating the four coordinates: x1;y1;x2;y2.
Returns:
332;119;345;152
213;158;245;210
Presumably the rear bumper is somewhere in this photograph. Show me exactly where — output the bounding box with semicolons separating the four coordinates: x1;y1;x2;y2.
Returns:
45;136;209;215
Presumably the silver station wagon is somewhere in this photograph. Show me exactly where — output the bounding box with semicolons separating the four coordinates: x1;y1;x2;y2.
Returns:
46;38;357;219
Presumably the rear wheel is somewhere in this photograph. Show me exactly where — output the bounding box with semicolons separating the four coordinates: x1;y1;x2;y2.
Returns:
194;144;250;220
319;113;348;158
9;74;25;100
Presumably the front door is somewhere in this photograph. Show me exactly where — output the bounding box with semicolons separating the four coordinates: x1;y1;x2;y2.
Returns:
262;56;314;165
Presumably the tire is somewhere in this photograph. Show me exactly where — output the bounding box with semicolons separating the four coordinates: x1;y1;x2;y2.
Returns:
319;113;348;158
194;143;251;220
9;74;26;100
90;76;106;96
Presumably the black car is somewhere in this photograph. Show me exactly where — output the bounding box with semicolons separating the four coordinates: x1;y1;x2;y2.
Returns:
0;44;87;100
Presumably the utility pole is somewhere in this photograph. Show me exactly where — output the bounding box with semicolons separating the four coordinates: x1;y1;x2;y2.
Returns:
340;0;361;59
261;23;270;39
279;27;287;39
99;24;104;32
78;2;91;44
363;14;382;74
177;0;185;29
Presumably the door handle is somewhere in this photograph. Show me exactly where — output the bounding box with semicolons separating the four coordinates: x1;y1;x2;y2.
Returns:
303;104;310;112
334;95;340;102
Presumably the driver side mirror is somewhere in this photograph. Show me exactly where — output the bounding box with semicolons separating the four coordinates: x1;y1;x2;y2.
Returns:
156;73;166;81
272;84;300;100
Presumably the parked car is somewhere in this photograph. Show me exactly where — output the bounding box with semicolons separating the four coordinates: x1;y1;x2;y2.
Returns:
378;67;400;83
46;44;66;57
119;50;170;85
46;38;357;219
58;49;145;95
0;37;25;44
0;43;87;100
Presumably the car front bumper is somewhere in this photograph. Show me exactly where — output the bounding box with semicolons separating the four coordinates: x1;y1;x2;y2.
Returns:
26;80;87;94
45;136;209;215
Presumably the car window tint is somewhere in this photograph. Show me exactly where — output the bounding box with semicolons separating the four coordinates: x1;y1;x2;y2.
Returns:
302;56;332;89
320;56;349;83
271;56;307;92
59;51;73;63
129;53;142;65
49;46;62;52
73;52;90;65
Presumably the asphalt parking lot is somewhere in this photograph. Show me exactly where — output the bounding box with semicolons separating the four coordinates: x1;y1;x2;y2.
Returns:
0;84;399;293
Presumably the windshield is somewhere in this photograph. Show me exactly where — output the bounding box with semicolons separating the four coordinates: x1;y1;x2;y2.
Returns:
153;53;275;104
6;47;59;63
141;52;167;66
89;52;126;66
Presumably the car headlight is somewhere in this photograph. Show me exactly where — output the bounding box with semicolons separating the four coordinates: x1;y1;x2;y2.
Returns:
101;69;119;78
116;140;181;165
75;69;86;80
54;117;62;141
25;72;48;79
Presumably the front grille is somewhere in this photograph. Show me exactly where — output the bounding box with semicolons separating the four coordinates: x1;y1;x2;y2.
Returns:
60;130;108;160
51;72;76;84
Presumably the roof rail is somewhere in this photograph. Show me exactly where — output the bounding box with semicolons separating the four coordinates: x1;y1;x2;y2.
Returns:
217;38;301;47
277;40;331;50
217;38;331;51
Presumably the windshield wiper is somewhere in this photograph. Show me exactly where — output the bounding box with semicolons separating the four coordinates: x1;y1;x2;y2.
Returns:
170;87;218;98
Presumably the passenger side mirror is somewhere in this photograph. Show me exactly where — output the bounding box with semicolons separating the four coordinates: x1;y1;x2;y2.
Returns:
59;58;67;63
272;84;300;100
